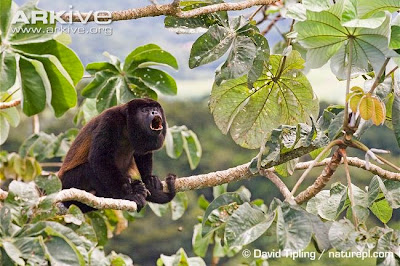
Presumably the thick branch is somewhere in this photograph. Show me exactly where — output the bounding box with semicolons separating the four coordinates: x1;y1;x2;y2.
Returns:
0;99;21;109
54;188;138;211
60;0;277;22
294;148;343;204
259;169;295;204
0;154;398;210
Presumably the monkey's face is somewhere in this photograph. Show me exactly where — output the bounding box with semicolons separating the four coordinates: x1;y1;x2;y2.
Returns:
141;106;164;135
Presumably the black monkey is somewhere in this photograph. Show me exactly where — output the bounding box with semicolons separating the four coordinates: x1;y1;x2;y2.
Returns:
58;98;176;213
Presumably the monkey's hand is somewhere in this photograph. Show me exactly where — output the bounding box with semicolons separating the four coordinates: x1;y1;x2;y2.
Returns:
165;173;176;198
144;174;176;204
127;180;149;212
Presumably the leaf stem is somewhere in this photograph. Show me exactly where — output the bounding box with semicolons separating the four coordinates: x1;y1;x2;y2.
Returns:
351;139;400;172
368;58;390;94
343;38;354;130
341;150;359;226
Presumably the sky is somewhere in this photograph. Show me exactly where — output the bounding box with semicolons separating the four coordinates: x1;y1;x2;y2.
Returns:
13;0;358;104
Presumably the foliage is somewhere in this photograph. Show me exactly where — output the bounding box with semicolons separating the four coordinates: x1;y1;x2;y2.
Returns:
1;0;400;265
0;178;132;265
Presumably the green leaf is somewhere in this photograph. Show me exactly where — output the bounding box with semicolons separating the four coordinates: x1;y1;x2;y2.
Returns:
95;76;119;113
370;198;392;223
124;44;178;71
165;127;185;159
367;176;380;206
295;7;395;79
8;2;55;44
87;212;108;246
392;92;400;147
2;240;25;265
210;50;318;149
215;36;257;85
29;54;77;117
379;178;400;208
276;204;313;252
341;0;386;28
18;56;47;116
357;0;400;18
14;40;83;85
225;202;274;247
35;174;62;195
0;51;17;92
0;106;20;127
182;129;202;170
171;192;188;220
202;192;249;236
0;0;12;38
247;34;270;88
328;219;359;251
81;71;116;98
306;183;347;220
303;0;332;11
148;202;170;217
189;25;234;68
192;224;211;257
86;62;119;75
132;67;177;95
0;115;10;145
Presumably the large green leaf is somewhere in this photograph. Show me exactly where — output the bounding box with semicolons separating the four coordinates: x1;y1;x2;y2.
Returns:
210;50;318;149
215;36;257;85
0;106;19;145
81;46;178;110
132;68;177;95
0;51;17;92
0;0;13;38
294;4;396;79
14;40;84;85
18;56;47;116
124;43;178;71
225;202;274;247
306;183;347;220
276;204;313;252
189;24;234;68
0;1;82;117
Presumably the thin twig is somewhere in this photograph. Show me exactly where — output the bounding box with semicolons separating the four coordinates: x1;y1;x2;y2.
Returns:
32;115;40;134
341;150;358;225
248;5;265;21
0;99;21;109
385;66;398;80
294;148;344;204
260;169;295;204
290;139;343;196
260;13;281;35
368;58;391;94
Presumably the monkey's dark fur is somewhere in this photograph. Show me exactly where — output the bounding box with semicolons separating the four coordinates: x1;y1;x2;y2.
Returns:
59;98;176;212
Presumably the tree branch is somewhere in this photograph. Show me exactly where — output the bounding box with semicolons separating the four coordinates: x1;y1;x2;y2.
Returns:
60;0;277;22
53;188;138;212
294;148;343;204
0;99;21;109
0;154;398;210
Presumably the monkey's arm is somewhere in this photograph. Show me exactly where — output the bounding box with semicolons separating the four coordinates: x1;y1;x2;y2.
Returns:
134;153;176;204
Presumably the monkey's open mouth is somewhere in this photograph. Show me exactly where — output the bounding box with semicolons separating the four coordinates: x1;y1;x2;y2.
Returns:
150;115;163;131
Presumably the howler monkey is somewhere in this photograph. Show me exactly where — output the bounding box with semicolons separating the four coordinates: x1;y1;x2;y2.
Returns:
58;98;176;213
